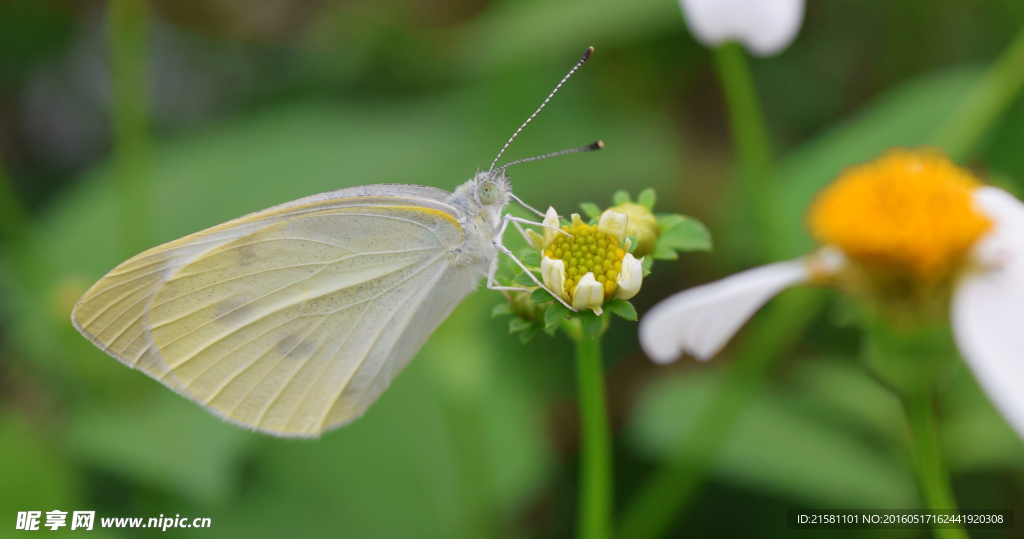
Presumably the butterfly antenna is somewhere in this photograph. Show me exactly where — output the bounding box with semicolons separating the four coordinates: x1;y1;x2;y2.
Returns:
488;46;594;173
497;140;603;171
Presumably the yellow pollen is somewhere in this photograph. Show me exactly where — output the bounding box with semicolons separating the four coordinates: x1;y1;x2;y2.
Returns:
806;148;991;280
548;223;625;299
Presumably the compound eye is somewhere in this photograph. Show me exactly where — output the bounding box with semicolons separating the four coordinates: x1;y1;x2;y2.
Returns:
478;181;499;205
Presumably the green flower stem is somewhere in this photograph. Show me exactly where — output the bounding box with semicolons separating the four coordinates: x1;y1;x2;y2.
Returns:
616;288;826;539
712;42;781;256
931;25;1024;162
564;320;613;539
905;392;969;539
107;0;153;257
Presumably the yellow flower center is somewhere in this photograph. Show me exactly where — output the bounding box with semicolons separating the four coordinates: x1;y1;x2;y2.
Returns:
546;223;626;299
806;148;991;281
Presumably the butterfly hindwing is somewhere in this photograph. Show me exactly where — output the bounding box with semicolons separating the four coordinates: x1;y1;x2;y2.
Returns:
73;185;475;437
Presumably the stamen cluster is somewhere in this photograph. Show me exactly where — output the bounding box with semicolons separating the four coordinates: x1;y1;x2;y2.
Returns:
546;224;627;299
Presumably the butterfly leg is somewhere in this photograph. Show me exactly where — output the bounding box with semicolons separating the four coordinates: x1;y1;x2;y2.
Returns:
491;214;576;312
485;255;531;293
512;221;536;248
504;214;571;237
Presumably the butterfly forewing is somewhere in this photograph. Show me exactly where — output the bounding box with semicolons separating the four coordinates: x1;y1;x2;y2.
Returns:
72;185;472;437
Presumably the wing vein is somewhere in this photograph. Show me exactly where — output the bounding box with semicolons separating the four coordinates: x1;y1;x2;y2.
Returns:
284;255;446;432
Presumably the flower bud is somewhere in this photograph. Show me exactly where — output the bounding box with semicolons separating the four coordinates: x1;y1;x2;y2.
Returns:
609;202;660;257
615;253;644;300
598;210;629;244
572;272;606;315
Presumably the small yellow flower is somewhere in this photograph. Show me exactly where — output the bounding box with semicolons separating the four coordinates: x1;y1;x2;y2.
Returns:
537;209;642;313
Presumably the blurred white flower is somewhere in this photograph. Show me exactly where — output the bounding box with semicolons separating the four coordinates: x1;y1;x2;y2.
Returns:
639;149;1024;440
679;0;805;56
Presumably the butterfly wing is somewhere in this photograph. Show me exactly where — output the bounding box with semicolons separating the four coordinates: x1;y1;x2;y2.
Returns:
72;184;482;437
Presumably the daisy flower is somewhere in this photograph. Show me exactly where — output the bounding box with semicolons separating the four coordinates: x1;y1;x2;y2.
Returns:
640;148;1024;438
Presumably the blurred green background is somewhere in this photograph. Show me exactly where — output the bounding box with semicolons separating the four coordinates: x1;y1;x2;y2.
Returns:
2;0;1024;537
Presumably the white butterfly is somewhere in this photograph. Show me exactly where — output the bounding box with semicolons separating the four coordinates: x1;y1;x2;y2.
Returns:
72;48;600;438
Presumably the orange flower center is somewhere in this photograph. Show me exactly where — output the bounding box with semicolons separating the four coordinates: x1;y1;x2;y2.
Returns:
806;148;991;280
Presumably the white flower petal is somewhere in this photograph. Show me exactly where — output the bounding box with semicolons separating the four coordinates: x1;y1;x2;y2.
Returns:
541;256;568;301
543;206;561;245
615;254;644;300
598;210;629;243
680;0;804;56
639;258;813;364
952;187;1024;440
572;272;605;315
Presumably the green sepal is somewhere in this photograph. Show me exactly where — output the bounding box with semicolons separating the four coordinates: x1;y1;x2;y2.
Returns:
612;190;631;205
519;325;541;344
520;251;542;267
626;236;640;253
509;317;532;334
545;302;571;328
530;288;555;304
604;299;637;321
579;202;602;220
491;303;514;318
580;310;603;336
512;271;541;287
542;323;559;337
637;188;656;209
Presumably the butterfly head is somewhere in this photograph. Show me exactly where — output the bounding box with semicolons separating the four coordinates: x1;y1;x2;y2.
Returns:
473;170;512;208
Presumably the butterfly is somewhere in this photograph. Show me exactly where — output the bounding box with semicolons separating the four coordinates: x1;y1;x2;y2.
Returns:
71;47;600;438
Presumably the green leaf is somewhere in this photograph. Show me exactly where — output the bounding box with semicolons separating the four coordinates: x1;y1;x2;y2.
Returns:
491;303;514;318
650;246;678;260
529;288;555;304
637;188;656;209
508;317;532;334
545;302;571;327
604;299;637;321
520;251;541;266
627;371;918;507
518;325;541;344
542;323;559;337
580;310;603;336
69;391;250;505
656;217;712;252
612;190;631;205
579;202;602;219
512;271;540;287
